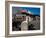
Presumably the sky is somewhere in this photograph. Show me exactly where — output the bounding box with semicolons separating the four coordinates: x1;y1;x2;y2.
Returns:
12;7;40;16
